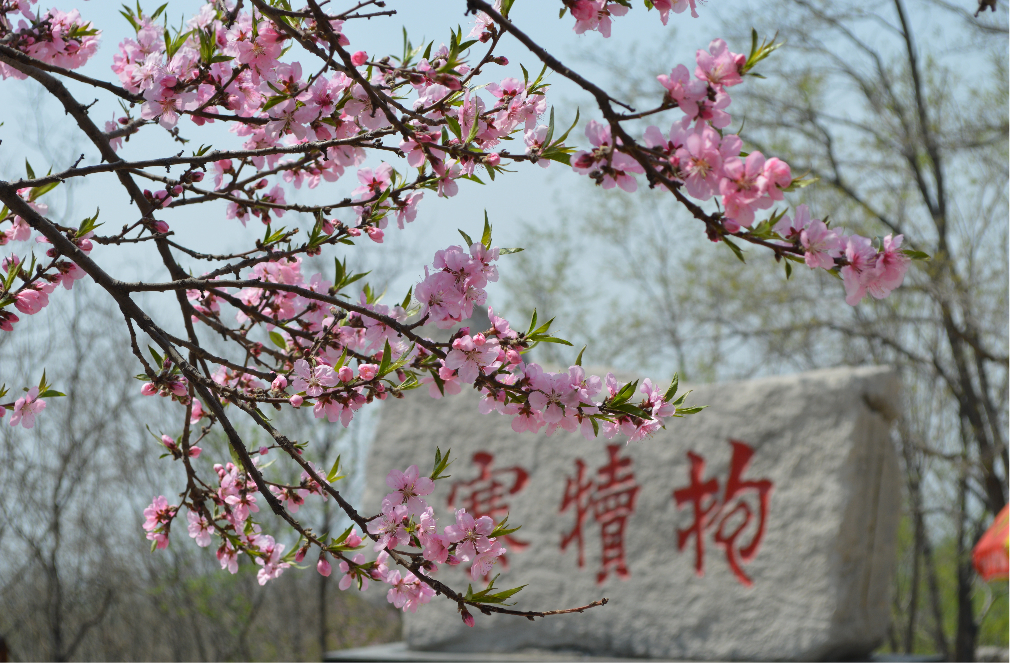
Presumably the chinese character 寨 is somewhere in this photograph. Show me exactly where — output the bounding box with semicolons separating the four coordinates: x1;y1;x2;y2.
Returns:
447;451;531;561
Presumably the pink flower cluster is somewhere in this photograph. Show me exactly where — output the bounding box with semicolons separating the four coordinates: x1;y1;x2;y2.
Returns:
353;465;506;614
1;186;92;334
162;458;339;585
0;5;101;80
160;434;201;460
142;495;177;550
571;40;792;231
546;0;700;38
774;205;909;304
416;243;500;329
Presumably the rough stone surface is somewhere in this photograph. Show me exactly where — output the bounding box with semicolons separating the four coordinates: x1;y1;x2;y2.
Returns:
362;366;901;661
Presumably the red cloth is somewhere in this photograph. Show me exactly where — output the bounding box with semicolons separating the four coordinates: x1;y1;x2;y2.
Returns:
972;504;1009;581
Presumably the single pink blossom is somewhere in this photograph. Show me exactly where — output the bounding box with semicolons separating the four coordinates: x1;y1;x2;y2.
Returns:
9;386;45;429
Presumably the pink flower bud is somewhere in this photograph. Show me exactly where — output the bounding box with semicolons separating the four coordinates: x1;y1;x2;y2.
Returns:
188;446;202;458
358;364;378;381
317;556;332;577
190;170;205;182
337;366;353;383
461;610;475;628
346;228;361;237
295;545;308;563
485;153;500;167
161;435;177;451
289;394;304;407
272;375;288;391
141;382;157;396
321;220;335;234
351;51;368;66
171;185;184;196
259;446;269;456
153;220;170;234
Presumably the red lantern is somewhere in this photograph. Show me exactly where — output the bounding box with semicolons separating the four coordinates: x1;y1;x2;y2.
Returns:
972;505;1009;582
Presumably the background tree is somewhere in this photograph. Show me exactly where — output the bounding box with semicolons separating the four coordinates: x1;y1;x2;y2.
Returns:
505;0;1008;659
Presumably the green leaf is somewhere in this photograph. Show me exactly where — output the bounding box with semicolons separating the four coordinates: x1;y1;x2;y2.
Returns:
331;524;355;546
333;257;345;285
529;316;554;336
25;159;35;180
530;335;573;346
378;339;392;377
466;113;481;144
77;208;102;237
269;331;287;350
526;308;538;335
148;345;164;368
498;247;524;255
574;346;586;367
4;257;19;291
783;175;818;192
552;108;580;146
542;106;556;149
333;347;348;371
401;286;413;309
723;236;746;263
901;249;930;261
663;373;679;402
676;405;707;415
430;447;453;480
326;454;345;483
490;514;521;538
465;574;526;605
37;389;65;399
445;115;462;140
785;261;792;279
458;229;475;247
610;402;651;418
429;369;446;397
260;95;292;114
29;181;59;202
481;212;492;248
611;380;639;406
383;343;415;376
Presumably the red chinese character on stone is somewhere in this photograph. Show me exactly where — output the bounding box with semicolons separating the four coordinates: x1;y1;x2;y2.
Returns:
560;444;640;584
447;451;531;565
672;439;772;587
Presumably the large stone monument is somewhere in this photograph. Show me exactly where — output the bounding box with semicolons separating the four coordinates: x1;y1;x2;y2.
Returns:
362;365;901;661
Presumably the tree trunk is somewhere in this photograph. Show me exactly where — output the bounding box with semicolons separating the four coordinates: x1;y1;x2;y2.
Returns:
954;445;978;661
